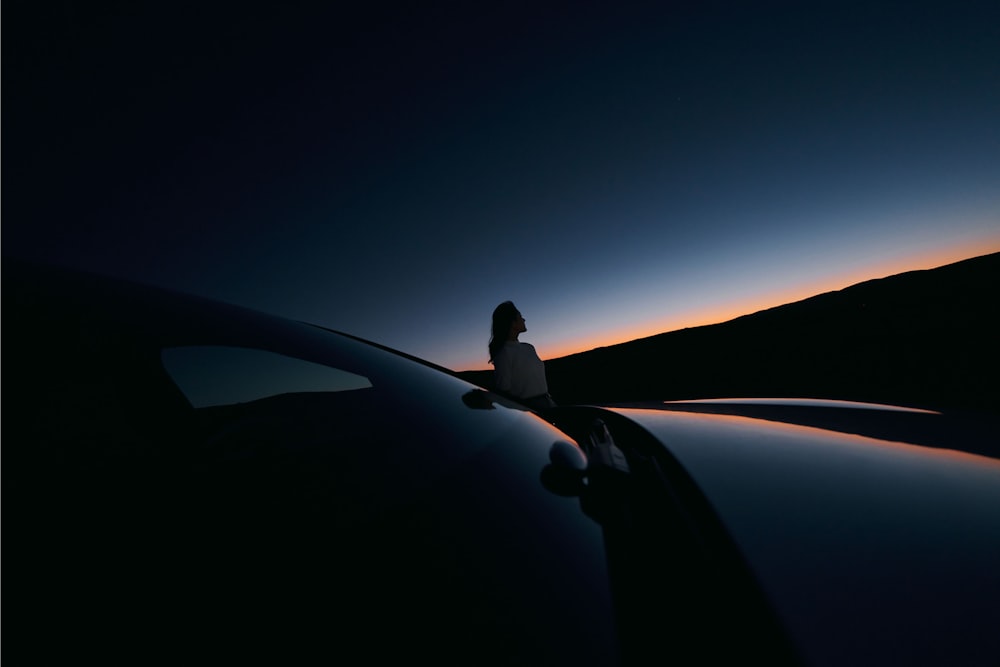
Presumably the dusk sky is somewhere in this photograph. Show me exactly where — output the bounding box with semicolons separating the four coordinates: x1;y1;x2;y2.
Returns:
5;1;999;371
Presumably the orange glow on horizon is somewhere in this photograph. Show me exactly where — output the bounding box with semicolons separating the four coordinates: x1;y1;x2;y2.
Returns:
457;242;1000;371
542;242;1000;362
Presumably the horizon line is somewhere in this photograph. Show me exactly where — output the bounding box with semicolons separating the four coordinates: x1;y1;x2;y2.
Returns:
455;245;1000;373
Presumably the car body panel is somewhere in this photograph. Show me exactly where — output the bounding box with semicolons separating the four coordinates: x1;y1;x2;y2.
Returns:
5;260;619;665
609;407;1000;666
6;259;999;665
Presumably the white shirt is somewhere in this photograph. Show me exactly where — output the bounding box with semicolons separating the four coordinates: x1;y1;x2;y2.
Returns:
493;341;549;399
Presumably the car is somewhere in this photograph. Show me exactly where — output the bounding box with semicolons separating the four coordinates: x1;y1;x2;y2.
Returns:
5;258;999;666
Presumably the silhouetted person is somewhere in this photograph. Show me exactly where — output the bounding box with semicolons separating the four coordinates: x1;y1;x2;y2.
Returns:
489;301;556;411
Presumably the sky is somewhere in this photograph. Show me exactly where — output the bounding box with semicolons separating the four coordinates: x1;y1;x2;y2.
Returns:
5;1;999;371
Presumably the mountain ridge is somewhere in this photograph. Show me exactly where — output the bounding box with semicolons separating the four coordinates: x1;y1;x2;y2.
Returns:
458;252;1000;414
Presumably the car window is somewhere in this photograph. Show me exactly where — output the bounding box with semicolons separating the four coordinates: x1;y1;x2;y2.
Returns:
161;345;372;408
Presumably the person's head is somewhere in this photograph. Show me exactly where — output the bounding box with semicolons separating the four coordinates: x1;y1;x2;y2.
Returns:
489;301;526;363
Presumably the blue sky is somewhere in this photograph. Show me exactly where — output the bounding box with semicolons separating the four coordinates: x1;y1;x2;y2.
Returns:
5;1;999;370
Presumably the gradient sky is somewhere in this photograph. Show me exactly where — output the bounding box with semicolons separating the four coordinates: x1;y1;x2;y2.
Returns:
5;1;999;371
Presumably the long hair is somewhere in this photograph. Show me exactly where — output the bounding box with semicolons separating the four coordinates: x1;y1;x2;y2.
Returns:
489;301;518;364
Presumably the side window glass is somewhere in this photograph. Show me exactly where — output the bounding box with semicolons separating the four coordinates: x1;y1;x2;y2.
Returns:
161;346;372;408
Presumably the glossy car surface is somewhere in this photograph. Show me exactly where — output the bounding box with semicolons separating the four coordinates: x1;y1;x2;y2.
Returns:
6;259;999;666
604;406;1000;665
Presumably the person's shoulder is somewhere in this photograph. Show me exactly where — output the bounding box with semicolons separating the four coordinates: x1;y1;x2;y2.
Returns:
501;341;535;356
494;343;514;360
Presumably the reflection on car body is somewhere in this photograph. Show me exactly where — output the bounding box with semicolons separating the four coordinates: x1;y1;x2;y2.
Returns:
5;259;999;666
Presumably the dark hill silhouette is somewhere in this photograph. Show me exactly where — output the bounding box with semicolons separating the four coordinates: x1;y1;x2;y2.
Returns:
459;252;1000;415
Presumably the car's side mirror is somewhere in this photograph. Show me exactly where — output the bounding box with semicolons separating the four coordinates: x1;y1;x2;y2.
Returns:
541;440;588;496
